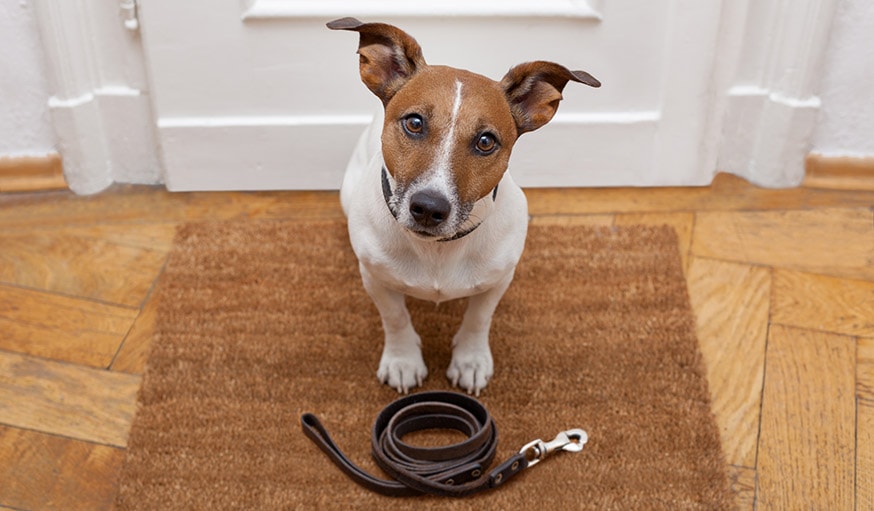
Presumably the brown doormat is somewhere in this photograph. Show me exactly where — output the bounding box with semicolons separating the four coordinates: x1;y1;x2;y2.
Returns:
115;220;732;510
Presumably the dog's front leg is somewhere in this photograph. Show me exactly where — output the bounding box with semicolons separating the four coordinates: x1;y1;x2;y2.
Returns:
447;272;514;396
360;266;428;393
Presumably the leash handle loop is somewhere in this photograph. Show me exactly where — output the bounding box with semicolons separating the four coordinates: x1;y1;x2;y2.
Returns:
301;413;416;496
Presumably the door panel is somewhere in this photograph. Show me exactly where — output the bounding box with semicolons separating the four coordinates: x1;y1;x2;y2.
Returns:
139;1;722;190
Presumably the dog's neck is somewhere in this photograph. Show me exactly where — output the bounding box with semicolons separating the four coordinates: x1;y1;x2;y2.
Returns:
381;166;498;242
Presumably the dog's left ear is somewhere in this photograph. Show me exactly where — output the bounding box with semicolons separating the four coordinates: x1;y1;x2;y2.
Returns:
327;17;427;105
501;61;600;135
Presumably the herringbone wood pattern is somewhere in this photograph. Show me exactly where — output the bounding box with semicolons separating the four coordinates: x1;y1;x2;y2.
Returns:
1;173;872;510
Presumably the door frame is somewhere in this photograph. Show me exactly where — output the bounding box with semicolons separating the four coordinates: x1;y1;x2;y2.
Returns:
715;0;840;187
34;0;839;192
32;0;161;194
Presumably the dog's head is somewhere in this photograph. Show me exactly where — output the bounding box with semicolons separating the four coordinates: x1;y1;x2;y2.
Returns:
328;18;600;241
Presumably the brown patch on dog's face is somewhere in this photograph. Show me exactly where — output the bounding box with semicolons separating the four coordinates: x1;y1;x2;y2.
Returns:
382;66;518;206
329;19;599;239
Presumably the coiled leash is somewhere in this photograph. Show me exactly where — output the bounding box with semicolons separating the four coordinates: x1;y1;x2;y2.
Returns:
300;391;587;497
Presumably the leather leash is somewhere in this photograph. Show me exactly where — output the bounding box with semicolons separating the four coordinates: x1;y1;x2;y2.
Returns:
301;391;587;498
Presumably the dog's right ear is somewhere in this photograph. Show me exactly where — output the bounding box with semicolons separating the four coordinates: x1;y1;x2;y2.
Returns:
327;18;427;105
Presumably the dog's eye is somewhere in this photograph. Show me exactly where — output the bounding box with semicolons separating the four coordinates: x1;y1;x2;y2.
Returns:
402;114;425;136
475;133;498;155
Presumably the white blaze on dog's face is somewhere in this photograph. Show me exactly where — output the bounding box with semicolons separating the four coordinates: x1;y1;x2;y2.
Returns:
381;67;518;239
327;17;600;240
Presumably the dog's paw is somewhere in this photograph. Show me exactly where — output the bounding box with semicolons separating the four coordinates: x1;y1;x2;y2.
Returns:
377;350;428;394
446;347;493;397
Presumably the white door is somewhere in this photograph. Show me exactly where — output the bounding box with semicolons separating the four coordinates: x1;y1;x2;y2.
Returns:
138;0;725;190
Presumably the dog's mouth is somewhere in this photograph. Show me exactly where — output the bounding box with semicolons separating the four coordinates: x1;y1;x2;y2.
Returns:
409;228;439;239
398;207;467;239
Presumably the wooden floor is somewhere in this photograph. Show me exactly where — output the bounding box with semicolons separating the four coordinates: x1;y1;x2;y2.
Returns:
0;173;871;510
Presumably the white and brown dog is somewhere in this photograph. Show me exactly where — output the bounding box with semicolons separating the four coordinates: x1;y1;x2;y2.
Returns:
329;18;599;395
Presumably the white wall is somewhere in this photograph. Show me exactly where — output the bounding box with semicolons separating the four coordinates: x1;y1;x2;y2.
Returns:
811;0;874;157
0;0;56;157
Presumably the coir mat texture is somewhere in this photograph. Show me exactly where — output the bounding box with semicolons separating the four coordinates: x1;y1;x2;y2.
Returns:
115;220;732;510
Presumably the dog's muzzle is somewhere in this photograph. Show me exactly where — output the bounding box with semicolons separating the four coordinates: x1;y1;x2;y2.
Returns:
381;167;498;242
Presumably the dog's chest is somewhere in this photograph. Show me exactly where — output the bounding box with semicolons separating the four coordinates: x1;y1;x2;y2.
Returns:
361;241;509;303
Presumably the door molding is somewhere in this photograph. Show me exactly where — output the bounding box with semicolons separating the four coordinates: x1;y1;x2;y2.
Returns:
32;0;160;194
716;0;840;187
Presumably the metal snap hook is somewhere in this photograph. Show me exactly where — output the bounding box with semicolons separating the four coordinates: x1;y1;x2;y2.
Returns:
519;428;588;467
546;429;589;452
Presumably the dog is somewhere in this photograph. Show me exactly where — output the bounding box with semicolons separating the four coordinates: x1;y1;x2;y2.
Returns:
328;18;600;395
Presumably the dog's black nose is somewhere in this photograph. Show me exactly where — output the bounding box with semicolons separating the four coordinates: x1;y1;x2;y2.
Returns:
409;190;451;227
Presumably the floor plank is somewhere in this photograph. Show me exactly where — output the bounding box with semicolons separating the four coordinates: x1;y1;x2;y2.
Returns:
859;400;873;511
0;186;345;229
528;214;614;226
756;325;855;509
861;337;874;401
861;337;874;509
0;229;167;307
2;222;181;252
772;270;874;338
686;258;769;468
691;208;874;281
0;426;124;511
0;351;141;447
726;465;756;511
0;284;137;368
111;294;159;375
524;173;874;215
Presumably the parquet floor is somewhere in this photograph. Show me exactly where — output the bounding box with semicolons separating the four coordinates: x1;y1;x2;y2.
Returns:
0;173;872;510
